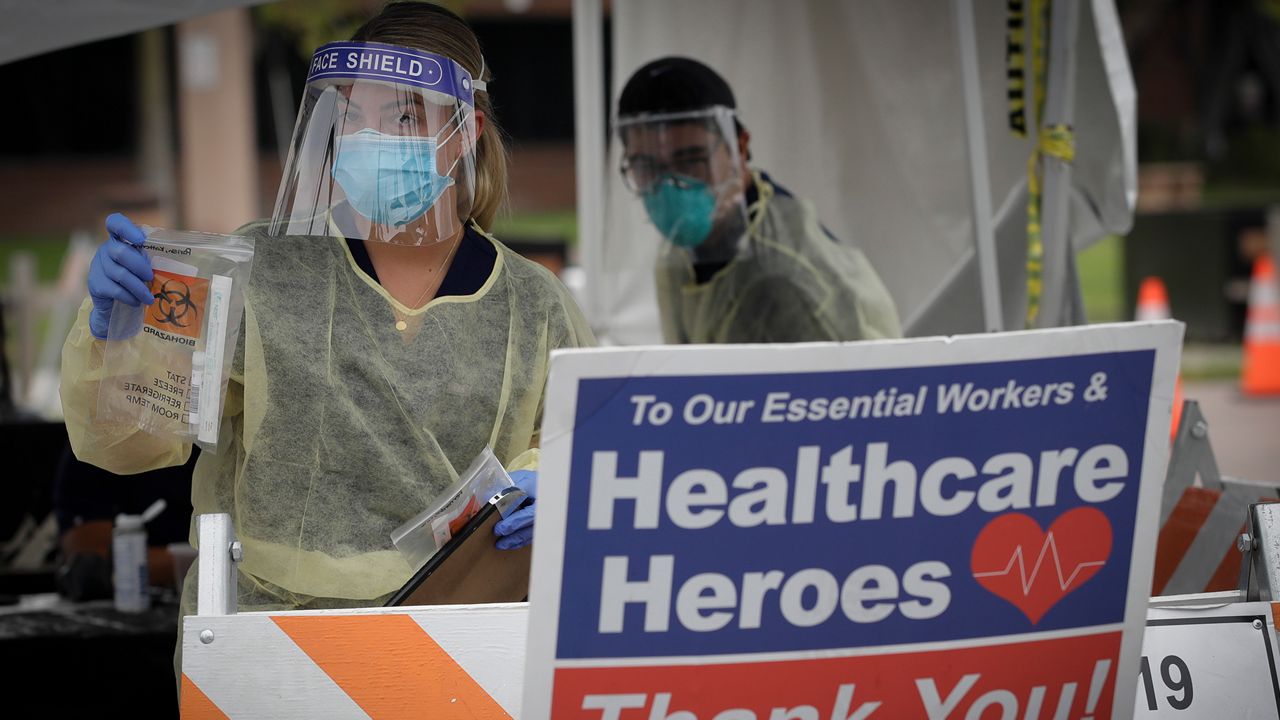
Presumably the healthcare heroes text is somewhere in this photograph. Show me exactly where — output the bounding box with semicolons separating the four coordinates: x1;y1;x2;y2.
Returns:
588;437;1128;635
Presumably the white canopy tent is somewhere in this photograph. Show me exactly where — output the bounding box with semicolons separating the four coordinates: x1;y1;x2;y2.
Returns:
0;0;272;66
573;0;1136;344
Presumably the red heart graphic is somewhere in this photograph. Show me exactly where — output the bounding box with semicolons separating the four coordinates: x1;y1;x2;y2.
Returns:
970;507;1113;624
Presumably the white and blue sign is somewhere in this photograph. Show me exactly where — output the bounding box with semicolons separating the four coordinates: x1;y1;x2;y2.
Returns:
306;41;476;105
525;323;1182;720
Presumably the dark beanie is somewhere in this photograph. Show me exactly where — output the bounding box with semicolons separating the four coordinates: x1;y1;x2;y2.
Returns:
618;56;736;116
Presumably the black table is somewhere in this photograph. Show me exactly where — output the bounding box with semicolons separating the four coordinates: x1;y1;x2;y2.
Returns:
0;597;179;717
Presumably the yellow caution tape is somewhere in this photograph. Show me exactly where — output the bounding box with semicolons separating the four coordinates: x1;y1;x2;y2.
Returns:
1025;124;1075;326
1022;0;1079;327
1007;0;1028;137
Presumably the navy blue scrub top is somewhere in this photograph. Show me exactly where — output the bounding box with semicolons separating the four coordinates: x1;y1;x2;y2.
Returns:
345;222;497;297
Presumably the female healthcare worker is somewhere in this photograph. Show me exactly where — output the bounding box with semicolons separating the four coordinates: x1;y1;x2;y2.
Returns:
60;2;593;617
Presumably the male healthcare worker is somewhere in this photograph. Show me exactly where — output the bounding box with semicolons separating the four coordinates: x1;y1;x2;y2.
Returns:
617;57;902;344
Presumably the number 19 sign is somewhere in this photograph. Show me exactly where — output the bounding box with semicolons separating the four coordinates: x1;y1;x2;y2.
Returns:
525;323;1182;720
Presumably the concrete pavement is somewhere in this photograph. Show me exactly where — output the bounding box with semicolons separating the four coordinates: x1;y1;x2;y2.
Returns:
1183;379;1280;486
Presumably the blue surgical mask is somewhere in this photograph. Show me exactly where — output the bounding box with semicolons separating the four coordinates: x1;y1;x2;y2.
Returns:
641;176;717;248
331;127;456;227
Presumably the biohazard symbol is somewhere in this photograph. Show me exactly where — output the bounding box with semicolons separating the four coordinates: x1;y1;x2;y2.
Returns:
146;270;208;340
153;279;198;328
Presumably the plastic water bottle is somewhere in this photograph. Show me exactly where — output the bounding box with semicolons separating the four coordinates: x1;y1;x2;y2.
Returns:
112;499;166;612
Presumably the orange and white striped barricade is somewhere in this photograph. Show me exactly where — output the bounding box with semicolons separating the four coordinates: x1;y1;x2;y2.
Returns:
1152;401;1278;596
179;513;526;719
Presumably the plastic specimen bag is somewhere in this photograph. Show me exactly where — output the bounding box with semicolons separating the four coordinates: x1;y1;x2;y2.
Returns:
95;228;255;453
390;447;528;570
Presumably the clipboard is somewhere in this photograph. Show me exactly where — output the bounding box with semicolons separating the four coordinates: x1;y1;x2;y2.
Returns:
385;502;532;607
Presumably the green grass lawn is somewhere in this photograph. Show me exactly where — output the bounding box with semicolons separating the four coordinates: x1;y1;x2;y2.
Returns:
1078;234;1124;323
0;211;582;285
491;210;578;245
1;235;74;399
0;211;585;287
0;234;69;287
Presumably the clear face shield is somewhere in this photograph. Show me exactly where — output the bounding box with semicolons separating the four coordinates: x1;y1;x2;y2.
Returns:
617;106;749;265
270;42;481;246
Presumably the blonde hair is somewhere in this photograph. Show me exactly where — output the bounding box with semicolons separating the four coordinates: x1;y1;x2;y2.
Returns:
351;2;508;229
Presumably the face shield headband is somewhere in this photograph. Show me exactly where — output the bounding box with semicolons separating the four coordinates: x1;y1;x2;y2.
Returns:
306;41;481;106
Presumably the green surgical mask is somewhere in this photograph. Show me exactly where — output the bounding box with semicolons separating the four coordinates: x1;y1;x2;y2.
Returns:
642;176;716;249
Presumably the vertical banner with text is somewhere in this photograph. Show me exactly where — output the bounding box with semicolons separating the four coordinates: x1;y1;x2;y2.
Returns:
525;323;1182;720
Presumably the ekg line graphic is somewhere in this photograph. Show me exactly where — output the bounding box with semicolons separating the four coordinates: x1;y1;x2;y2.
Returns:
973;532;1106;595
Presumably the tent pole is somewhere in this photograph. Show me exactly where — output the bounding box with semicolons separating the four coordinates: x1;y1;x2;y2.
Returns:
1037;0;1082;327
953;0;1004;332
572;0;606;332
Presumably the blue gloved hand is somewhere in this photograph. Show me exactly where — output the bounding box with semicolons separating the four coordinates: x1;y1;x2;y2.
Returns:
494;469;537;550
87;213;153;339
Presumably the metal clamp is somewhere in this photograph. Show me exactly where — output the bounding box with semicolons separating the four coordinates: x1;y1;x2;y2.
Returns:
1238;503;1280;601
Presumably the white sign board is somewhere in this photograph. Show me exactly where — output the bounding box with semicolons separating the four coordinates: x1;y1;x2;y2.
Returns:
525;322;1181;719
1137;602;1280;718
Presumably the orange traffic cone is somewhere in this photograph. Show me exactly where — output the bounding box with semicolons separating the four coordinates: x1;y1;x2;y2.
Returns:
1136;276;1171;321
1242;255;1280;395
1136;277;1184;436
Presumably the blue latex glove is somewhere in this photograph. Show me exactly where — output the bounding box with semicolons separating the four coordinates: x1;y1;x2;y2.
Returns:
87;213;153;339
494;469;537;550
